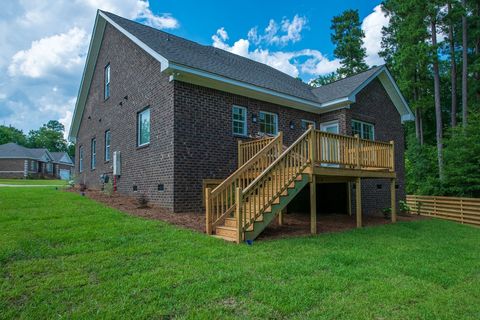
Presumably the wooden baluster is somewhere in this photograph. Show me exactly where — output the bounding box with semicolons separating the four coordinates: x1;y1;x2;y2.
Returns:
390;140;395;172
205;188;212;234
235;187;242;243
355;134;360;169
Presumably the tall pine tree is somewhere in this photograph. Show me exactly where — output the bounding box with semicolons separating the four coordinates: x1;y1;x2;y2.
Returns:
330;9;368;77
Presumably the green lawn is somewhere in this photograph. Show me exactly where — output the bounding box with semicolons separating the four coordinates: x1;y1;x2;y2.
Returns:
1;188;479;319
0;179;68;185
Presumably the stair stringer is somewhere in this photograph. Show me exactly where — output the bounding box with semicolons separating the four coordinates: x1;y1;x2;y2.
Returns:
244;173;309;241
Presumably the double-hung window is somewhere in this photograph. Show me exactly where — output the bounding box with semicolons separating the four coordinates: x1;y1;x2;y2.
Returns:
79;146;84;172
105;130;111;162
232;105;247;136
104;64;110;100
259;111;278;135
352;120;374;140
91;138;96;170
137;108;150;146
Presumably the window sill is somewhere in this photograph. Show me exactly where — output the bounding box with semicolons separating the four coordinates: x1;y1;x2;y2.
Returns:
104;160;110;164
137;143;150;150
233;133;248;138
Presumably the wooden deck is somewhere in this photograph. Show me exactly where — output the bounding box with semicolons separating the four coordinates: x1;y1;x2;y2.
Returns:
205;126;398;243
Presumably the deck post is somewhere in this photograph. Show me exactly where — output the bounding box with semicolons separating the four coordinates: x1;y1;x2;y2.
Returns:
308;125;316;167
355;177;362;228
347;182;352;216
389;140;395;172
237;140;243;168
355;134;361;169
235;187;242;244
391;178;397;223
277;131;284;155
205;188;212;234
310;174;317;234
278;208;284;226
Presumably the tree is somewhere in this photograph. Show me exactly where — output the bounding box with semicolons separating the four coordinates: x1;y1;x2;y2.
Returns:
446;1;458;127
429;5;445;181
461;0;468;127
381;0;431;145
330;9;368;77
0;125;27;146
309;72;339;87
27;120;68;152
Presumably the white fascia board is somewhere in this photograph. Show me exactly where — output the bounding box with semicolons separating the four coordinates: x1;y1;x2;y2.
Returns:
98;11;169;71
168;63;324;109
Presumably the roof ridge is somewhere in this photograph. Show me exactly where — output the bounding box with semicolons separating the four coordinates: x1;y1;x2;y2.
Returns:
311;65;384;90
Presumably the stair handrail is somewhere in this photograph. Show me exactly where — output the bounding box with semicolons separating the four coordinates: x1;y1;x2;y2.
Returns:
238;127;313;232
205;132;283;234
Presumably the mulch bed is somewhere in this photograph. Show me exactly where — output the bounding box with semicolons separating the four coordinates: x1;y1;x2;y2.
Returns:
68;187;426;241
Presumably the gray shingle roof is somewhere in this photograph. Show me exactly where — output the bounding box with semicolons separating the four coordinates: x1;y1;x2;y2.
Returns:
311;66;383;103
50;152;73;164
0;143;50;160
102;11;324;103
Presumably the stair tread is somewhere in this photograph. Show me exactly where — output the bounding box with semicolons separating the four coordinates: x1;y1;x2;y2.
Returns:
216;226;237;231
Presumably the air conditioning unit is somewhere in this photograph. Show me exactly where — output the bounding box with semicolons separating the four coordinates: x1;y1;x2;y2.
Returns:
113;151;121;176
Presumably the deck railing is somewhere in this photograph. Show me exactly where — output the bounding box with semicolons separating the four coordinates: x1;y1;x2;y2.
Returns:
205;133;283;234
237;136;275;167
312;129;394;170
238;129;312;237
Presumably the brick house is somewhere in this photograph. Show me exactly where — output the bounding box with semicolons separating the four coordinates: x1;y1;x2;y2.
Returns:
69;11;414;241
0;143;74;179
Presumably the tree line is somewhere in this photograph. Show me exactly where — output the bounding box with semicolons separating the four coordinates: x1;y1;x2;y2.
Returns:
311;0;480;197
0;120;75;157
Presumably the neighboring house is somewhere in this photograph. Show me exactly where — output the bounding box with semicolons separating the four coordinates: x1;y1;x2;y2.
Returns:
69;11;414;241
50;152;75;180
0;143;73;180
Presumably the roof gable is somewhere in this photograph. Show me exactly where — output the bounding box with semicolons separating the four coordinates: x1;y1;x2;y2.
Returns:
0;143;53;161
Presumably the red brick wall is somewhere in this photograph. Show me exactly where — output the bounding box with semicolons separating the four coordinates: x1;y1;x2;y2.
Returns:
75;24;175;210
0;159;26;178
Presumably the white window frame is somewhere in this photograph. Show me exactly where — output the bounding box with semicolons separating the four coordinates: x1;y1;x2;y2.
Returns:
105;130;111;162
79;146;84;173
91;138;96;170
232;105;247;136
104;64;110;100
259;111;278;135
137;108;151;147
352;119;375;140
301;119;316;130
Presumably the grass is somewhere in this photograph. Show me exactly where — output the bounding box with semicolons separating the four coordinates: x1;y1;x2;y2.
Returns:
0;179;67;185
0;188;479;319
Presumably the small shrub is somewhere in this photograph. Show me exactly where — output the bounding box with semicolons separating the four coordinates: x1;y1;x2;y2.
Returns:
382;207;391;220
399;200;411;215
137;194;149;208
103;180;114;196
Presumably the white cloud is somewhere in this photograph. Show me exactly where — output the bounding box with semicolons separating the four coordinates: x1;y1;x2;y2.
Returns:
361;5;389;66
212;27;339;78
248;15;307;46
8;27;88;78
0;0;179;137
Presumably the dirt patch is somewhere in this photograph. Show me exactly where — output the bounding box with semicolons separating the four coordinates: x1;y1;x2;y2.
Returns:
67;188;425;240
257;212;426;240
67;188;205;232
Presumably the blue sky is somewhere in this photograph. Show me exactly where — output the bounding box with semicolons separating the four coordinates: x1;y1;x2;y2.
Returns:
0;0;385;138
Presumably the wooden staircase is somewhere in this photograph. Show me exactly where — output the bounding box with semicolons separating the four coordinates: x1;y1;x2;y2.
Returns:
206;128;313;243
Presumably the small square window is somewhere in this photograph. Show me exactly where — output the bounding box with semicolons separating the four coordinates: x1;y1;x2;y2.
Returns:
259;111;278;135
133;185;138;192
301;119;316;130
158;184;164;191
352;120;374;140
